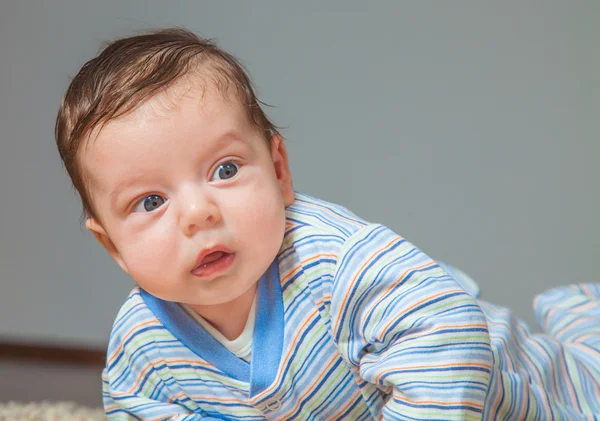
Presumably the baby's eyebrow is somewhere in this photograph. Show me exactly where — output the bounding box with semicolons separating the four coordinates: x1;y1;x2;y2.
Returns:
211;130;247;148
109;173;148;209
200;130;254;159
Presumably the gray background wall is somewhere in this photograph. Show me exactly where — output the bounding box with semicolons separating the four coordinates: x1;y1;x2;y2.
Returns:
0;1;598;347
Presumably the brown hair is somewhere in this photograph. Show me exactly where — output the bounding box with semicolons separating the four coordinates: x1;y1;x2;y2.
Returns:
55;27;280;221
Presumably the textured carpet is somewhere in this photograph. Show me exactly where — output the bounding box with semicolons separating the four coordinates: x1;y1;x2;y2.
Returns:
0;401;106;420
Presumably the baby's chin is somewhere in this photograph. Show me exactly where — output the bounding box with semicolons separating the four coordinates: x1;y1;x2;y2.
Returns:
176;283;259;308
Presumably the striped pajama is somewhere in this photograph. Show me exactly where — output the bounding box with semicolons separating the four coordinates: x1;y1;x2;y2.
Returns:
102;193;600;420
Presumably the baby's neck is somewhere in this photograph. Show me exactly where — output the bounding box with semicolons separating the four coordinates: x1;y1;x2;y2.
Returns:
187;284;257;341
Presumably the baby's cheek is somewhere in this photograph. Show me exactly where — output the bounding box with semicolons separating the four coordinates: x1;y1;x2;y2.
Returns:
122;232;177;283
247;207;286;258
244;194;283;231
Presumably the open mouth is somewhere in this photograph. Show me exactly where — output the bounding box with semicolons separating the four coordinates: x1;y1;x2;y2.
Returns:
191;251;235;278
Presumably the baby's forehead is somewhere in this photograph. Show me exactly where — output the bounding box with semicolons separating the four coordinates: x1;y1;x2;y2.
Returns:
81;76;254;166
129;74;244;122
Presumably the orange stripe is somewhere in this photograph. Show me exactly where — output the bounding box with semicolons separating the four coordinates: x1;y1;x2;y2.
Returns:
278;353;342;418
123;363;154;393
376;287;466;341
557;346;580;409
555;317;588;340
279;253;337;284
160;358;212;367
391;390;484;410
253;308;321;399
329;389;363;419
423;322;488;336
277;307;320;368
335;237;400;330
315;293;333;309
120;359;211;395
105;403;189;421
189;395;249;404
300;201;363;227
168;392;187;403
491;326;527;374
107;319;159;365
376;360;491;379
515;339;554;416
576;332;600;342
377;260;437;302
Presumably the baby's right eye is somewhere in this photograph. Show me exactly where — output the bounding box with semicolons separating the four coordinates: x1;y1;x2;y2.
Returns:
133;195;166;213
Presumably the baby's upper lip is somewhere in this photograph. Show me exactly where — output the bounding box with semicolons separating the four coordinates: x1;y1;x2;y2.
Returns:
192;245;233;270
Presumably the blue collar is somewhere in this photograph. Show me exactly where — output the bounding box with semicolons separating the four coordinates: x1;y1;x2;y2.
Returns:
140;260;284;397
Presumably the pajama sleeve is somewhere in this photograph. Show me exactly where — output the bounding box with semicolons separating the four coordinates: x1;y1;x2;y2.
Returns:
330;224;493;421
437;261;480;299
102;319;220;420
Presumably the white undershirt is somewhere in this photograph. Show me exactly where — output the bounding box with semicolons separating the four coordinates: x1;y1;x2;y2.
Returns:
180;296;256;362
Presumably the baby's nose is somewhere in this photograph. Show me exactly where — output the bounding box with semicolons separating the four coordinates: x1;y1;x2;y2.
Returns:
179;193;222;235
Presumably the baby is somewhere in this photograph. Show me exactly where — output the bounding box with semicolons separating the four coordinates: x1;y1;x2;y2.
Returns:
55;28;600;420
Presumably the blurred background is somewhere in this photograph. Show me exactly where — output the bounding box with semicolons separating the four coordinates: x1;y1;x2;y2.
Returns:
0;0;598;406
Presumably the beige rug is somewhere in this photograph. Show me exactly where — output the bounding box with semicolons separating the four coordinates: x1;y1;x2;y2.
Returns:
0;401;106;420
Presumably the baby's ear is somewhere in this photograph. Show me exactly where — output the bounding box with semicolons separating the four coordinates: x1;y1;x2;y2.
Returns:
85;218;129;274
269;134;294;206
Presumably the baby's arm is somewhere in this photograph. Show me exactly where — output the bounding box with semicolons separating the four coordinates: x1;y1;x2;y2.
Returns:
331;224;493;421
103;384;212;420
102;353;220;421
102;348;224;421
101;294;220;420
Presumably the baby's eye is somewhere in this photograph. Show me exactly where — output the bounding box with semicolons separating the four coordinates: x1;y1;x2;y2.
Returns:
211;162;239;181
134;195;166;213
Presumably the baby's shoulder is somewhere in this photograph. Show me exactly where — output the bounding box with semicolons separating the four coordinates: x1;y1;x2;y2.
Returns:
280;193;375;296
106;287;164;353
285;192;368;240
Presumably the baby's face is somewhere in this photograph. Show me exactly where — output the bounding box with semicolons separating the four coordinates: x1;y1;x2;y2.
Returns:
80;80;293;308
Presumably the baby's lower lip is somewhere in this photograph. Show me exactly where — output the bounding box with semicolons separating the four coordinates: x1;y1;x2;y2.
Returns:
191;253;235;278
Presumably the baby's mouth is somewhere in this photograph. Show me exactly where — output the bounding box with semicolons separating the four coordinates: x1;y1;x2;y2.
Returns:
198;251;227;266
191;249;236;278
